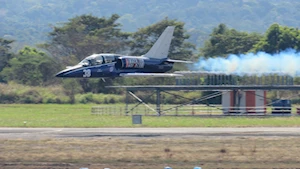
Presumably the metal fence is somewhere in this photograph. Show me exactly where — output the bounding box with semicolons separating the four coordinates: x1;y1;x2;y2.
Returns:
91;105;299;116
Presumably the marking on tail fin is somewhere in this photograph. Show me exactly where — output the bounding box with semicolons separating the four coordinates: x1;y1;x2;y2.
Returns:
144;26;175;59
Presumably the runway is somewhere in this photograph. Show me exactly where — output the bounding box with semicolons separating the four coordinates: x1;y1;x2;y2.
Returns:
1;127;300;139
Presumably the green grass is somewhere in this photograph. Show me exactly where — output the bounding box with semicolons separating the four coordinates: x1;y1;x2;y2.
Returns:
1;104;300;127
0;104;130;127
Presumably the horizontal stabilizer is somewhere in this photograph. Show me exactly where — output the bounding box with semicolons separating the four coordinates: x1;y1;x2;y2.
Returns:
167;59;193;64
119;73;183;77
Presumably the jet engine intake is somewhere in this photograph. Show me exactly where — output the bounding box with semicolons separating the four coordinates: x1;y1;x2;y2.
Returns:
115;58;145;69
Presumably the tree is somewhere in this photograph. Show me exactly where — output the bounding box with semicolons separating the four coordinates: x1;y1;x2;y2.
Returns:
40;14;133;93
253;23;300;53
41;14;130;65
0;38;14;74
1;47;58;86
130;18;195;61
200;24;262;58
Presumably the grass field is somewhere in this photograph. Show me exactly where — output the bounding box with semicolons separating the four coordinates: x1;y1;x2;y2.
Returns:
1;104;300;127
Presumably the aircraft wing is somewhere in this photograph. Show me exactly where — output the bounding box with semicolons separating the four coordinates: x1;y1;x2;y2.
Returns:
167;59;193;64
119;73;183;77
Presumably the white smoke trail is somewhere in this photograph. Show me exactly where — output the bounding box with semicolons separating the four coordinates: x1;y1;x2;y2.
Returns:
193;49;300;76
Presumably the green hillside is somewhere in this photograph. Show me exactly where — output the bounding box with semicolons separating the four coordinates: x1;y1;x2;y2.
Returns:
1;0;300;48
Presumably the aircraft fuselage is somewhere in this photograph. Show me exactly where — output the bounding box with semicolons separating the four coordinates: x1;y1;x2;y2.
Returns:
56;57;173;78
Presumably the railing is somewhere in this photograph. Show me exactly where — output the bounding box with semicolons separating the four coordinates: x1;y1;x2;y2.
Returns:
91;105;298;116
91;106;125;115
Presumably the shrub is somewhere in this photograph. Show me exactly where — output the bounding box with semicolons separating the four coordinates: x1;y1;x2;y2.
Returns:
0;93;19;103
20;90;42;103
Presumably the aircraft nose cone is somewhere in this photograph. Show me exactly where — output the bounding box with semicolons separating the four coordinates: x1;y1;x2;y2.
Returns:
55;71;65;77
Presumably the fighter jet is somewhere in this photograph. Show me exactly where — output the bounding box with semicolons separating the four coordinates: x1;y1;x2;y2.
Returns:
55;26;191;78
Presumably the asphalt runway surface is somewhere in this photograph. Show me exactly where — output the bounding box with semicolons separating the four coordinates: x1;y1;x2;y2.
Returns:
1;127;300;139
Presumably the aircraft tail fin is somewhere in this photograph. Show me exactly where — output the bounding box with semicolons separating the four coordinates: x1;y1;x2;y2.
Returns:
143;26;175;59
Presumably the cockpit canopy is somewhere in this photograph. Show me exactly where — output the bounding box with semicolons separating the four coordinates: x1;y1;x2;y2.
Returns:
79;54;121;67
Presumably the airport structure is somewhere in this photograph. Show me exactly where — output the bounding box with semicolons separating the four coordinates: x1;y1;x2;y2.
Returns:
106;71;300;116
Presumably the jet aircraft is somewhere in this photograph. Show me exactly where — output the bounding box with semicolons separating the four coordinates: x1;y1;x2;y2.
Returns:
55;26;191;78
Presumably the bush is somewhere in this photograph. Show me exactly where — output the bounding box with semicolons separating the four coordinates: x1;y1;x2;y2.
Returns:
109;97;115;104
0;83;69;104
0;93;19;103
20;90;42;103
0;83;211;105
74;93;124;104
292;99;300;104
